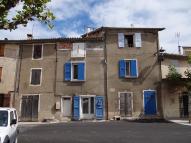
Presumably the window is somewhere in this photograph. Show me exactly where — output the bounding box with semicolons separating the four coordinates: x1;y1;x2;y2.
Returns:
0;67;2;82
0;111;8;127
30;69;42;85
0;44;4;57
125;35;134;47
64;61;85;81
71;43;86;57
119;59;138;78
73;64;78;80
10;111;14;125
118;33;142;48
32;44;43;59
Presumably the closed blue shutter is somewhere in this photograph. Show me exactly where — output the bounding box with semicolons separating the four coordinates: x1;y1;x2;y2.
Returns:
118;33;125;48
64;62;71;81
119;59;126;78
134;33;142;48
95;96;104;119
130;60;138;77
73;96;80;120
78;63;85;80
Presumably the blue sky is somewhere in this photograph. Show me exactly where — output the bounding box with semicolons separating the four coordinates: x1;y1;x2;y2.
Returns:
0;0;191;53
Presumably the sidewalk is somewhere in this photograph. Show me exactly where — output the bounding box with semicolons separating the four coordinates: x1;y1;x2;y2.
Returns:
168;119;191;126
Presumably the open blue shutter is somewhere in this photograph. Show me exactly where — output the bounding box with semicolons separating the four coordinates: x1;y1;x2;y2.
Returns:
64;62;71;81
78;63;85;80
119;59;126;78
134;33;142;48
118;33;125;48
130;60;138;77
73;96;80;120
96;96;104;119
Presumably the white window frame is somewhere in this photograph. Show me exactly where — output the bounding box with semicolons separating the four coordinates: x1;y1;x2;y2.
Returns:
32;44;43;60
29;68;42;86
71;61;86;82
79;95;96;119
61;96;72;117
142;90;158;115
124;59;138;78
118;92;133;116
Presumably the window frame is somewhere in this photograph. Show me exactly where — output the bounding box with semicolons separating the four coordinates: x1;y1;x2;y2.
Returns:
32;44;43;60
124;34;134;48
29;68;42;86
0;67;3;82
71;61;86;82
0;44;5;57
124;59;138;78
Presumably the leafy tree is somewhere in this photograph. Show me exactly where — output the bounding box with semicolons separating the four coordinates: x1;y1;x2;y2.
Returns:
166;65;182;81
0;0;55;30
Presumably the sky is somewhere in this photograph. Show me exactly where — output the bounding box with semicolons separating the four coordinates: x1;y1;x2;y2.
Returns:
0;0;191;53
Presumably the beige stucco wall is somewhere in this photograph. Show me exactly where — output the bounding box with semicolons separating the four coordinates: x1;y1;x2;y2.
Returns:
161;82;184;118
55;41;105;120
0;44;19;93
105;29;162;119
161;58;189;79
15;43;56;121
161;57;189;118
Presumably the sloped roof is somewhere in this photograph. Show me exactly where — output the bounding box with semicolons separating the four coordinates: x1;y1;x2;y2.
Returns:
82;26;165;37
0;37;103;44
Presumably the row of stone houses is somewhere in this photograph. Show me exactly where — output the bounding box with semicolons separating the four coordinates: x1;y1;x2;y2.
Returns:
0;27;190;121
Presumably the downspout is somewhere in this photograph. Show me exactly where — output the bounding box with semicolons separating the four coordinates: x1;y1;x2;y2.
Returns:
13;44;22;107
103;30;108;120
54;43;57;96
157;32;164;118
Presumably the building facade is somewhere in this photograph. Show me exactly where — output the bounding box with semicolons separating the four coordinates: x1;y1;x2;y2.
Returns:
0;43;19;108
83;27;164;119
1;26;166;121
161;48;191;118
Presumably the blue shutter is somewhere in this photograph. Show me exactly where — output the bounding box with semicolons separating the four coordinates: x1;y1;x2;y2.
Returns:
130;60;138;77
73;96;80;120
134;33;142;48
118;33;125;48
95;96;104;119
119;59;126;78
64;62;71;81
78;63;85;80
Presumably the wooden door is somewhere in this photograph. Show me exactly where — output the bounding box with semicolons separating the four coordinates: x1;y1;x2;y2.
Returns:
21;95;39;121
120;92;132;117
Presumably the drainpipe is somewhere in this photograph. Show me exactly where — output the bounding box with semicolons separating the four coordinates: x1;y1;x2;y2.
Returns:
103;30;108;120
156;32;164;118
53;43;57;97
13;44;22;107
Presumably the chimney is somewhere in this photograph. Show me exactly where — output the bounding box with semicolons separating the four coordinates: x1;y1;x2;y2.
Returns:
27;34;33;40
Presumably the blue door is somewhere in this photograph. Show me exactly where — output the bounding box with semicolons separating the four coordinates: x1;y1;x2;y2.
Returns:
73;96;80;120
144;90;157;115
95;96;104;119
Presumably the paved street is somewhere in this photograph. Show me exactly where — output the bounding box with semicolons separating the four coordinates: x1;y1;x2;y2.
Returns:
18;121;191;143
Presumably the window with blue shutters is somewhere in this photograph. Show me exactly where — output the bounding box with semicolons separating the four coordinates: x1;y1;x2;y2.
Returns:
119;59;138;78
64;61;85;81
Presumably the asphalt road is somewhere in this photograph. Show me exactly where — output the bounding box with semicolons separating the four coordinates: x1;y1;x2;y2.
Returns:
18;121;191;143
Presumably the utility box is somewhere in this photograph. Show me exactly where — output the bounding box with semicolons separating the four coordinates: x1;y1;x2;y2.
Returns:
56;101;61;110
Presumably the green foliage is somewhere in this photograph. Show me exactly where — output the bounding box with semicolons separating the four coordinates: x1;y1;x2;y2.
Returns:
166;65;182;81
0;0;55;30
187;54;191;64
184;69;191;91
